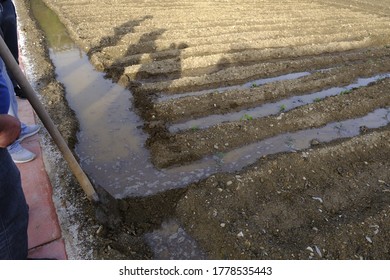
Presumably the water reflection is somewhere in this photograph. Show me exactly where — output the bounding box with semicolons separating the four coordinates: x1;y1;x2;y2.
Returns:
31;0;76;52
144;219;206;260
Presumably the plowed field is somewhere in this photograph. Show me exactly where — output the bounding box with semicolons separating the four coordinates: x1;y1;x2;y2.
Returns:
20;0;390;259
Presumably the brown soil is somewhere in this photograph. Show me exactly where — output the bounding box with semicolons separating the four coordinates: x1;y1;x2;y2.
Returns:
16;0;390;259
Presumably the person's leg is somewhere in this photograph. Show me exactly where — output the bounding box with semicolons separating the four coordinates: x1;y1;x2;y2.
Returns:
1;1;18;65
6;79;39;163
0;148;29;260
0;3;4;37
5;65;19;119
1;0;26;99
1;59;38;163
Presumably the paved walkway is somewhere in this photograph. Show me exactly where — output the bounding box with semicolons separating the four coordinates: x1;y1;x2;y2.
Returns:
16;98;67;260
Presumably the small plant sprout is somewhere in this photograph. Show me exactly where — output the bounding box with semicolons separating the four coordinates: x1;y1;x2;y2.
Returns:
240;113;253;121
191;125;199;131
340;89;352;95
280;104;286;112
251;83;258;88
314;97;322;102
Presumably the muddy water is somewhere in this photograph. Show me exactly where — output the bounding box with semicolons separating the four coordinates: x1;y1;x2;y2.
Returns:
30;0;146;195
31;0;390;200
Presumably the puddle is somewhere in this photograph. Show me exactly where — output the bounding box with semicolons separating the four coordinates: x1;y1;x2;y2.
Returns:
144;219;206;260
170;73;390;132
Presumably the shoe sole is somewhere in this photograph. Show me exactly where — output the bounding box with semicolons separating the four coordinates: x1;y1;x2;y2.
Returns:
13;154;36;164
19;127;41;142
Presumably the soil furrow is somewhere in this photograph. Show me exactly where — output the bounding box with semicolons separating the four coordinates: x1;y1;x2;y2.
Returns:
316;0;390;17
120;38;389;81
94;28;389;58
149;79;390;168
121;20;390;44
126;15;380;38
153;59;390;123
129;48;389;95
103;38;373;69
77;20;389;45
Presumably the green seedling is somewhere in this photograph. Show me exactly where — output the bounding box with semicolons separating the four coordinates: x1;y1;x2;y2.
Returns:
251;83;258;88
340;89;352;95
240;113;253;121
314;97;322;102
191;125;199;131
279;104;286;112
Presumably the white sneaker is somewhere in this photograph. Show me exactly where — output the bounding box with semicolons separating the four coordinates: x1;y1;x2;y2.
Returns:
19;124;40;142
7;142;36;163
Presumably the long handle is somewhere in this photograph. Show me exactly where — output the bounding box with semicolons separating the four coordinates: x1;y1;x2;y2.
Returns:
0;36;99;202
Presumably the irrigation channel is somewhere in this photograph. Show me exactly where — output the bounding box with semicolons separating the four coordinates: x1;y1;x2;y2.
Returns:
29;0;390;259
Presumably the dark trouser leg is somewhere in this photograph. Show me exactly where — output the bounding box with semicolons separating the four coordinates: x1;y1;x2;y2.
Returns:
1;0;19;87
0;148;29;260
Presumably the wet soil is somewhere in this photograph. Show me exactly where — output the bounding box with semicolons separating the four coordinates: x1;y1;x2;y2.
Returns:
16;0;390;259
